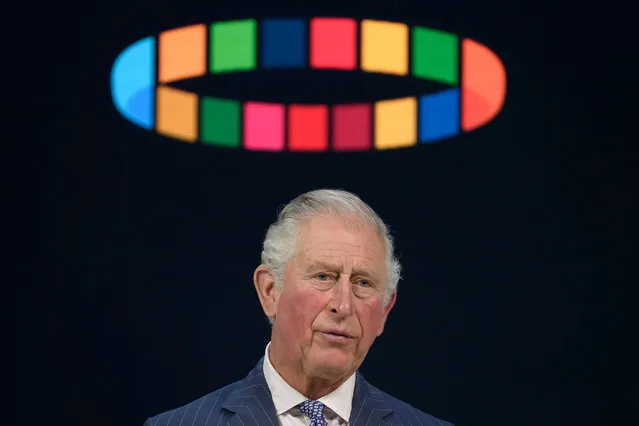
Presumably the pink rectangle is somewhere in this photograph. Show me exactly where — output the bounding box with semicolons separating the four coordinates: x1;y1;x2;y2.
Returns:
243;102;285;151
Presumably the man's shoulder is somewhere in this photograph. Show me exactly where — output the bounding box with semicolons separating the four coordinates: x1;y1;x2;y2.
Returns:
142;376;249;426
365;382;455;426
142;363;455;426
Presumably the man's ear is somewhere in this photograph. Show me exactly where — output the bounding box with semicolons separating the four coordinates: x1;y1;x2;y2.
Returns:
377;290;397;336
254;264;280;320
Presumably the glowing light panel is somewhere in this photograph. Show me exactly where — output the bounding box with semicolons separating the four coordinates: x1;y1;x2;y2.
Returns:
110;18;507;151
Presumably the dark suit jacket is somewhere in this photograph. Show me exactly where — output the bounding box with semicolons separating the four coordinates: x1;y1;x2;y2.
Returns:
144;357;455;426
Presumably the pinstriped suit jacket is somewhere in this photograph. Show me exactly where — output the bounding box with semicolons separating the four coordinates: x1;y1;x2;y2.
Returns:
143;357;455;426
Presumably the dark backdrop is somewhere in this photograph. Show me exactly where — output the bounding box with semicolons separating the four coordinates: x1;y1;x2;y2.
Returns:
15;0;628;425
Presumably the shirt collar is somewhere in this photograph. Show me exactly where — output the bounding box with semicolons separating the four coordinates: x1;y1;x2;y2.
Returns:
262;342;356;422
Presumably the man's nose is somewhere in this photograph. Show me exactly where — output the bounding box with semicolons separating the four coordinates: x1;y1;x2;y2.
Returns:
330;276;354;317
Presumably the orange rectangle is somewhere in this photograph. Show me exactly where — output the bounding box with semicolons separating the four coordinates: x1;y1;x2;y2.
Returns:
159;24;206;83
361;20;408;76
374;97;416;149
156;86;198;142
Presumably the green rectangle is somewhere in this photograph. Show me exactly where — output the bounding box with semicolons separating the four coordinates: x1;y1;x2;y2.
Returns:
201;97;241;147
412;27;458;85
210;19;257;73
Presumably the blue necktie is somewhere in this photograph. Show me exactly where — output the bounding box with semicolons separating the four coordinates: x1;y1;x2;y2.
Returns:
299;400;328;426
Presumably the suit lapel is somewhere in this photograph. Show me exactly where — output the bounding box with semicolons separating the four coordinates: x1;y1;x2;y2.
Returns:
350;373;394;426
221;359;394;426
221;358;279;426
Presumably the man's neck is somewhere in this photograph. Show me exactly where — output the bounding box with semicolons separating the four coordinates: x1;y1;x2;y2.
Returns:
268;343;353;400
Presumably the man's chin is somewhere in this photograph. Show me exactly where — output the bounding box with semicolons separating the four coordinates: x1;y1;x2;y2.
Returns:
307;351;356;379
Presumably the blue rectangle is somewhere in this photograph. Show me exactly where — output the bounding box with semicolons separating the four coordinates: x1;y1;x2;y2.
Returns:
261;19;306;68
418;88;460;143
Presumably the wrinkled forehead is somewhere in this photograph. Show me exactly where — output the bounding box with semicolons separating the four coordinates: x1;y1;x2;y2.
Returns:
294;214;386;273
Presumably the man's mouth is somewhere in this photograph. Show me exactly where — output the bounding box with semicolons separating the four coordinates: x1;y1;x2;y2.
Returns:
320;330;354;339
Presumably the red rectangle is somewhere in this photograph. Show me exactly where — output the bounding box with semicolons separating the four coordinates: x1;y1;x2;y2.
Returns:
332;104;371;151
288;105;328;152
310;18;357;70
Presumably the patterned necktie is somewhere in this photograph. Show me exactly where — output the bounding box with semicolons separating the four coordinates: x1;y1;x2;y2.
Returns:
299;400;328;426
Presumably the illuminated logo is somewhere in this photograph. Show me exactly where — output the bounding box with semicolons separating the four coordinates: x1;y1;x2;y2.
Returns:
110;17;506;152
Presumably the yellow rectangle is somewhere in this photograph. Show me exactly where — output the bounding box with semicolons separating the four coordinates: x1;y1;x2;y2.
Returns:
374;97;417;150
156;86;198;142
361;20;409;75
159;24;206;83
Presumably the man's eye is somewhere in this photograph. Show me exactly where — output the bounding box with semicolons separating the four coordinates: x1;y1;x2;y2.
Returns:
317;273;330;280
358;279;371;287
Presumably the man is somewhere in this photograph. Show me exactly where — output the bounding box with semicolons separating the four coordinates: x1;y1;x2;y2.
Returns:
144;189;454;426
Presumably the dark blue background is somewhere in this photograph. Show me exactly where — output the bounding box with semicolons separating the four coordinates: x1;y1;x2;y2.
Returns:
15;0;628;425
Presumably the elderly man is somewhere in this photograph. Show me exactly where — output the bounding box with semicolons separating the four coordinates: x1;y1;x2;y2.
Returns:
144;189;454;426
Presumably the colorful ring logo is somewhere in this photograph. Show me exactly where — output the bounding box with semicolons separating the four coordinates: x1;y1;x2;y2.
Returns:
110;17;506;152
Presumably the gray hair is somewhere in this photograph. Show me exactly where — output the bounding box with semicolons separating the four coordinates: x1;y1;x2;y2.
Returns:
260;189;401;306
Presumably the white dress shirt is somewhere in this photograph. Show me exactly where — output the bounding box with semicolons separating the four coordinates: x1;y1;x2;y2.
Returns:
262;342;356;426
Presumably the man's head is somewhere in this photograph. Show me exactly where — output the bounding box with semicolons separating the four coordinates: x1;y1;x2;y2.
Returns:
253;189;401;390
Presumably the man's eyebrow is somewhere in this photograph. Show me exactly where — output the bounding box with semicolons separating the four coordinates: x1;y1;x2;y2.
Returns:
304;260;342;271
305;260;381;281
352;268;382;283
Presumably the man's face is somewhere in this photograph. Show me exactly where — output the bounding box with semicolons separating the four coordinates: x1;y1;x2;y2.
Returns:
268;215;396;379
